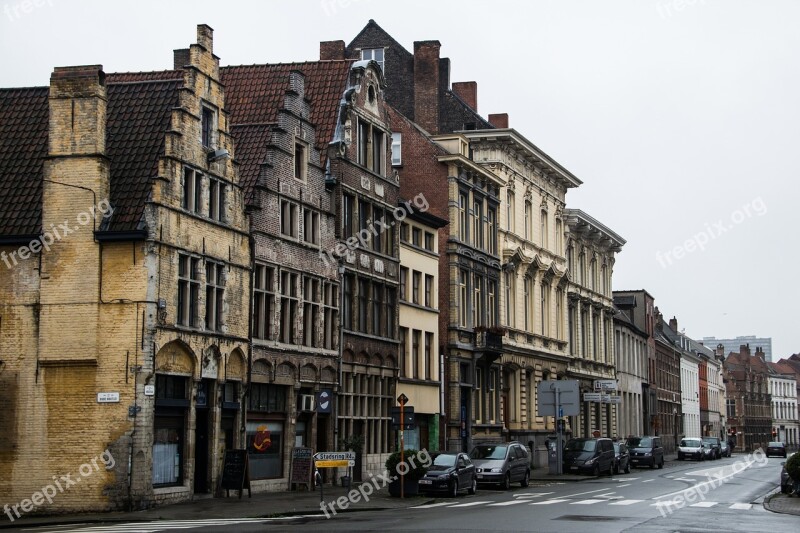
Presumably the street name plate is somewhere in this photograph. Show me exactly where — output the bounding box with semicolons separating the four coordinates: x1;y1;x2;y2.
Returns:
583;392;602;402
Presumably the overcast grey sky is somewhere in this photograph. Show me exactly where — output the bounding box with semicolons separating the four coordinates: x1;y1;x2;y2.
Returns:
2;0;797;357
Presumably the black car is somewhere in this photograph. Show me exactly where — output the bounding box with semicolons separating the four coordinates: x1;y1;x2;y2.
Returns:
563;437;615;476
766;442;787;458
418;452;477;497
701;437;721;460
627;436;664;469
613;442;630;474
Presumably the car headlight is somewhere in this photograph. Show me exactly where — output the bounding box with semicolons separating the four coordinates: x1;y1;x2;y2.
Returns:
585;458;595;465
644;452;652;456
490;468;503;473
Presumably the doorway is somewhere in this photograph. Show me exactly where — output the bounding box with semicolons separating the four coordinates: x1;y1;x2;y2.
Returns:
193;380;212;494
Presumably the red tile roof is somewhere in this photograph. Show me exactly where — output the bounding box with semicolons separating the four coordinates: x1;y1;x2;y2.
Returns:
221;61;353;150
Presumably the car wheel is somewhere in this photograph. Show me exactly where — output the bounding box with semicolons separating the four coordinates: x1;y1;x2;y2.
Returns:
468;477;477;495
658;458;664;469
521;469;530;487
501;472;511;490
593;464;600;477
450;478;459;498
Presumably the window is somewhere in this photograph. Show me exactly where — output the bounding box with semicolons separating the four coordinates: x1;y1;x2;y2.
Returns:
487;208;497;254
424;274;433;307
372;208;383;252
358;278;369;332
541;210;549;248
424;232;434;251
555;288;563;339
304;209;319;245
205;261;225;331
342;273;354;330
391;132;402;165
208;178;226;222
201;106;215;148
361;48;385;72
177;254;200;327
358;199;371;246
506;190;515;232
279;271;298;343
385;287;396;338
412;227;421;247
399;267;408;301
424;332;433;380
400;223;409;242
524;200;532;239
281;200;298;238
459;269;468;327
303;277;320;347
294;142;307;181
343;194;354;239
399;327;408;378
458;191;468;242
541;282;550;336
473;199;483;249
472;273;483;328
412;329;421;379
253;264;276;340
412;271;421;305
523;275;531;331
246;419;284;479
357;120;385;176
556;219;563;255
504;271;514;328
358;120;369;168
372;282;383;336
182;167;202;214
475;367;484;422
488;280;497;326
153;374;189;487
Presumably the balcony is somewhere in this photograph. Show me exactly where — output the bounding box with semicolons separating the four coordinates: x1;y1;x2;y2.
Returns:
474;327;505;363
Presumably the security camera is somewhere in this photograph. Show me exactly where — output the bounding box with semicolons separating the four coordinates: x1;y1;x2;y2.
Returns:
207;149;230;163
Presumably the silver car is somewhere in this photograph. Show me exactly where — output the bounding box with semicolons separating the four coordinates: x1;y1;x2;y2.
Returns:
469;442;531;489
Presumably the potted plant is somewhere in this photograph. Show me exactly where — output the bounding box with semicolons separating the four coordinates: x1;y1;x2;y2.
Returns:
386;449;429;497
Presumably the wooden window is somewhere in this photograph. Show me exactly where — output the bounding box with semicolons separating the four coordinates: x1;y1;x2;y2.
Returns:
177;254;200;327
205;261;225;331
253;263;275;340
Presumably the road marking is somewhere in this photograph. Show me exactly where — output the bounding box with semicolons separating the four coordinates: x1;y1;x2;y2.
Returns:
690;501;718;508
51;519;276;533
563;488;609;498
448;501;493;507
488;500;527;506
413;502;453;509
571;499;605;505
652;459;758;501
513;492;553;498
729;503;752;510
623;477;639;481
675;477;694;482
595;492;617;498
616;483;631;488
642;479;654;483
530;499;570;505
609;499;644;506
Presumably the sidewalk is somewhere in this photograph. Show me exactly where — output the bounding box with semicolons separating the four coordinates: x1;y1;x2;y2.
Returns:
764;492;800;516
0;482;432;530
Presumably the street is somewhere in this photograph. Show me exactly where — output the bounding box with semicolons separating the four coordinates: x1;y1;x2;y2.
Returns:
14;455;796;533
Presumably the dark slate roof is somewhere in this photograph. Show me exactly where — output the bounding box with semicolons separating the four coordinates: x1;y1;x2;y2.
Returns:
221;61;353;150
105;79;181;231
106;71;183;83
0;87;49;236
0;79;180;237
230;123;274;205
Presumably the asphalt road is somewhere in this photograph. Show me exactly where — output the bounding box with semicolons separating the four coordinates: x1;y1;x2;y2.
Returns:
18;454;797;533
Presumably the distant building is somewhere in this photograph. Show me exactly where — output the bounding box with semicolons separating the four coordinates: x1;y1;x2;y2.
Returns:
703;336;772;362
723;344;772;452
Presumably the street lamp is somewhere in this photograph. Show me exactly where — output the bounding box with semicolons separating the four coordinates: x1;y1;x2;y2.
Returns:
673;407;678;449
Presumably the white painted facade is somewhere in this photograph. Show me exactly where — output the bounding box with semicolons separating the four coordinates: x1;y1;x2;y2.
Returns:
614;319;648;439
681;355;701;438
769;372;798;448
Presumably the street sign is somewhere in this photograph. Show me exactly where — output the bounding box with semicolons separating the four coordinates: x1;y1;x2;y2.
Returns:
537;380;580;417
315;460;352;468
601;394;611;402
594;379;618;391
391;406;415;429
583;392;602;402
97;392;120;403
314;451;355;467
607;396;622;404
316;390;333;413
397;393;408;405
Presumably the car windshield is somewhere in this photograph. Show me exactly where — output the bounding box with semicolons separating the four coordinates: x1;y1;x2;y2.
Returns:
681;439;702;447
628;437;652;448
702;437;717;443
566;439;595;452
470;446;507;460
768;442;783;447
433;454;456;467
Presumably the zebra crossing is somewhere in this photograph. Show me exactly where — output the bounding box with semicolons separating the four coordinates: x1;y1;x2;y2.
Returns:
411;491;756;512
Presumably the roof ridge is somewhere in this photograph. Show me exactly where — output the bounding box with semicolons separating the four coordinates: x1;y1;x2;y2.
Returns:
221;60;353;69
0;86;48;92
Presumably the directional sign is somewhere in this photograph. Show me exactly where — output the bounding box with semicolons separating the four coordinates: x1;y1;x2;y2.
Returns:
537;380;580;417
607;396;622;404
601;394;611;402
583;392;602;402
314;451;356;467
594;379;618;391
315;460;351;468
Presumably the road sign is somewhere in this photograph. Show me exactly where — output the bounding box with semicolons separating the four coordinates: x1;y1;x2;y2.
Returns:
583;392;602;402
537;380;580;417
391;406;415;429
594;379;617;391
607;396;622;404
558;406;563;418
397;393;408;405
316;390;333;413
314;452;356;468
315;460;352;468
601;394;611;402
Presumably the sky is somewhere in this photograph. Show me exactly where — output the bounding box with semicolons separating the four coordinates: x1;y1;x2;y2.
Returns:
2;0;798;358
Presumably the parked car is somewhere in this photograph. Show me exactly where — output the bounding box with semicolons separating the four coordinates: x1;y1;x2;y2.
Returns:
702;437;722;460
627;436;664;469
613;441;630;474
766;442;787;458
719;440;731;457
780;461;792;494
702;442;716;460
563;437;615;476
678;438;706;461
469;441;531;489
418;452;477;497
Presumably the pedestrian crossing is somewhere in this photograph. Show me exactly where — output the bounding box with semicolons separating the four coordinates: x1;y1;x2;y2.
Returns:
33;517;310;533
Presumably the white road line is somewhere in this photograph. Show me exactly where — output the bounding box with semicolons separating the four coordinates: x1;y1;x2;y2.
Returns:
675;477;694;482
609;499;644;506
689;501;718;508
616;483;631;488
448;501;493;507
563;488;609;498
530;499;570;505
642;479;654;483
729;503;752;510
595;492;617;498
513;492;553;498
488;500;527;506
622;477;639;481
571;499;605;505
413;502;453;509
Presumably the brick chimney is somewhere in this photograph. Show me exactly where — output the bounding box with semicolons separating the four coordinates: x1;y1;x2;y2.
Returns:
488;113;509;129
320;40;346;61
197;24;213;53
740;344;751;357
413;40;441;134
669;316;678;332
173;49;190;70
452;81;477;111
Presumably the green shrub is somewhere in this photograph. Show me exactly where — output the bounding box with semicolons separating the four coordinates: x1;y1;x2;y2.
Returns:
385;449;429;481
785;451;800;481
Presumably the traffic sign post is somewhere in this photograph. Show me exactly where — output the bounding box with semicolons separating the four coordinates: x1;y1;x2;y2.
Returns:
397;394;408;499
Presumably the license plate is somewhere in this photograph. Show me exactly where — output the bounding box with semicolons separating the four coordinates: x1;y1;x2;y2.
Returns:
419;479;432;484
570;466;578;471
476;474;483;479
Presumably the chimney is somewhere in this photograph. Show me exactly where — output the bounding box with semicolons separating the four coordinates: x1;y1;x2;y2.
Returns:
173;49;190;70
320;40;346;61
669;316;678;332
413;40;441;134
740;344;751;357
197;24;214;53
452;81;477;111
48;65;107;157
488;113;509;129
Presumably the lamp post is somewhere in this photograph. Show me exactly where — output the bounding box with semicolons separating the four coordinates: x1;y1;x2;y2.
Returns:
673;407;678;450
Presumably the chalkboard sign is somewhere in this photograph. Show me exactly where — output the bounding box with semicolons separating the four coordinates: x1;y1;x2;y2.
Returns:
221;449;251;498
289;447;313;489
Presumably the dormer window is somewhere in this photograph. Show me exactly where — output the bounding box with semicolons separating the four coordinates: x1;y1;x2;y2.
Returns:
357;119;385;176
361;48;384;72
